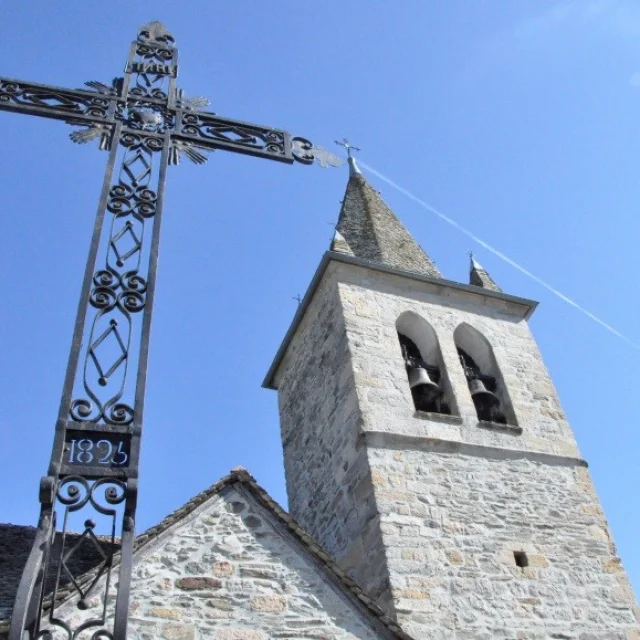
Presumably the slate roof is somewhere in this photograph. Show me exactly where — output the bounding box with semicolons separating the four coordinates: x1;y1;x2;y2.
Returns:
470;255;501;292
330;160;441;278
0;524;37;622
0;525;119;624
0;468;412;640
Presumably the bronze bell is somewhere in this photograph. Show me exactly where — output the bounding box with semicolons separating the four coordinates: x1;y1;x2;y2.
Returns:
408;366;440;402
468;378;499;406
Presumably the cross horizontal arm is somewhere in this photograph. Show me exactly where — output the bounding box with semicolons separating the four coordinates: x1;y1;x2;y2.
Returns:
0;77;117;126
172;109;297;164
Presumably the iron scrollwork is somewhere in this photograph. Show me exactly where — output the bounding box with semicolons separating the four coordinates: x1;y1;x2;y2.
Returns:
292;136;344;167
69;132;161;427
6;18;339;640
7;23;175;640
0;79;114;123
178;111;290;161
36;477;126;640
174;117;343;166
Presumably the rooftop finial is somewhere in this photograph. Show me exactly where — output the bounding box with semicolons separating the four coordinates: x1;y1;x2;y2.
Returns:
468;250;501;292
335;138;362;176
137;21;175;47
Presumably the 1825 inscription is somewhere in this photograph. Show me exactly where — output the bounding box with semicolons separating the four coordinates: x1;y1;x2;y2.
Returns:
64;430;130;468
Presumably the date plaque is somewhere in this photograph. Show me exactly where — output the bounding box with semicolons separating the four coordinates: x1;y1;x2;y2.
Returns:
63;430;131;468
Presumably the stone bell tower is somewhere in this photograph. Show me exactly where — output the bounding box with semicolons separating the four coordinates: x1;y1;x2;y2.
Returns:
264;157;640;638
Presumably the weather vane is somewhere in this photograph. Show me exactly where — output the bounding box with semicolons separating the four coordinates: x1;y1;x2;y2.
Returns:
2;20;341;640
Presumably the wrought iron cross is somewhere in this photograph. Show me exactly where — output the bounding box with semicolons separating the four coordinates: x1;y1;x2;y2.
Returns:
4;21;340;640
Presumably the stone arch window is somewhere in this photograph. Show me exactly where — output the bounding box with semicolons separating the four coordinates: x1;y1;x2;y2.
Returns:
453;323;517;425
396;312;457;416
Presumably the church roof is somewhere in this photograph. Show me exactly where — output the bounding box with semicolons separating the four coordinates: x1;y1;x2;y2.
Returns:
330;157;441;278
0;525;119;624
0;468;412;640
469;255;501;292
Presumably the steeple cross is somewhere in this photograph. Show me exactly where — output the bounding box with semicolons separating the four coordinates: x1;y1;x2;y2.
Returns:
335;137;361;158
4;21;339;640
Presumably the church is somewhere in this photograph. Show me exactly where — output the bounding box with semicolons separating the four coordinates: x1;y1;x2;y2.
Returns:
2;155;639;639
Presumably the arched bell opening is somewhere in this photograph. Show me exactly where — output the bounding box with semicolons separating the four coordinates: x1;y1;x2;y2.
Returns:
396;312;457;416
454;323;517;426
457;347;505;424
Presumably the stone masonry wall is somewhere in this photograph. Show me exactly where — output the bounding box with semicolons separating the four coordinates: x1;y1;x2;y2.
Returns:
38;485;390;640
275;259;639;638
335;263;640;638
368;446;640;639
276;269;391;605
336;263;581;458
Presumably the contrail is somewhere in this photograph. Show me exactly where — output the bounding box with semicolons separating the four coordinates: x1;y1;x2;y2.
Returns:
359;160;640;351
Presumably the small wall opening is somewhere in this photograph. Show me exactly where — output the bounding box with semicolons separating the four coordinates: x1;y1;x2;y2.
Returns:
454;323;517;426
396;312;458;416
514;551;528;568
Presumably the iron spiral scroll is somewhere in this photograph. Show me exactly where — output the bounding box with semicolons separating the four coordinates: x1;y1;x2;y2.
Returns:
69;132;162;427
4;19;343;640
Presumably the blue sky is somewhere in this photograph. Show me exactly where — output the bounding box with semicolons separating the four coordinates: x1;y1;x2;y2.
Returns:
2;0;640;592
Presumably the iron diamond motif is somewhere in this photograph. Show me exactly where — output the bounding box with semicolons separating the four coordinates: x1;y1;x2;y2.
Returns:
110;221;141;266
210;126;257;144
61;520;110;609
89;319;127;387
122;151;151;186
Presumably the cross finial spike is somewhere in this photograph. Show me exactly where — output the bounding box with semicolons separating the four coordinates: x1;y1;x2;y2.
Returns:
468;249;482;272
334;138;362;176
334;138;361;158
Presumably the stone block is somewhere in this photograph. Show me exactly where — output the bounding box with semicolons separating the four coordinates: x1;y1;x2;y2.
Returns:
213;561;235;577
527;554;549;568
206;596;234;611
445;549;464;565
215;630;268;640
161;624;195;640
240;564;278;579
148;607;182;620
602;557;623;574
370;469;387;487
612;586;635;605
588;526;609;541
582;504;603;517
176;577;222;590
250;595;287;612
394;588;430;600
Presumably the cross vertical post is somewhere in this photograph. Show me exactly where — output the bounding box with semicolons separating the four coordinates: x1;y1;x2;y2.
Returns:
4;21;341;640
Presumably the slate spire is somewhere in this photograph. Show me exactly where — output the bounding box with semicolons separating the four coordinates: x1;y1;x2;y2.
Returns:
330;154;441;277
469;252;501;292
